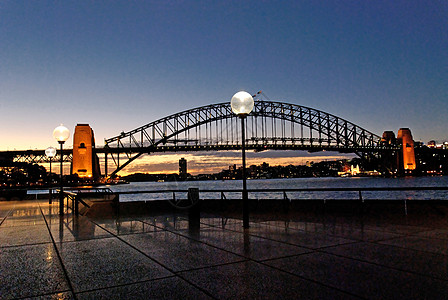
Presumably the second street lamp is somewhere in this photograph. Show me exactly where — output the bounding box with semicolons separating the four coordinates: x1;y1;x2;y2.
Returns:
231;91;254;229
53;124;70;215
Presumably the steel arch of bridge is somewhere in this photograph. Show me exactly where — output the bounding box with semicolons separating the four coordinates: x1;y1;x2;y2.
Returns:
104;100;391;177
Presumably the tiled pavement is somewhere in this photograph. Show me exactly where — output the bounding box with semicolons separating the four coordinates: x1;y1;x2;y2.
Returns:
2;200;448;299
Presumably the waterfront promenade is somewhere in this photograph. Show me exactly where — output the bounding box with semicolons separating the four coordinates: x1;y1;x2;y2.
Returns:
2;199;448;299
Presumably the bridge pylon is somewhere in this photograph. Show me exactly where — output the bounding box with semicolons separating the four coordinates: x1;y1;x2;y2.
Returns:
72;124;101;180
397;128;416;174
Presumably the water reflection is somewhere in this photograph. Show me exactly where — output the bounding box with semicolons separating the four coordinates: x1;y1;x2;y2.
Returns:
95;177;448;202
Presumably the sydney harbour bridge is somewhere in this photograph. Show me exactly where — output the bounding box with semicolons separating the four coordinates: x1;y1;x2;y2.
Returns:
1;99;409;177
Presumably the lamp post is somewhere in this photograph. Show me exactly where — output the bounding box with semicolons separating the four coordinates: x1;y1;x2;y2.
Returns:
53;124;70;215
45;146;56;204
231;91;254;229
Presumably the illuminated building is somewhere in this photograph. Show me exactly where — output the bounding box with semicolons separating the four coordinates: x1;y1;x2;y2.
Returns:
350;164;360;176
397;128;416;172
381;131;396;145
179;158;187;177
72;124;101;179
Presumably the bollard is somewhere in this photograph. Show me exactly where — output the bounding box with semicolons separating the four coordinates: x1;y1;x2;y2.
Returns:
188;188;200;204
188;188;200;230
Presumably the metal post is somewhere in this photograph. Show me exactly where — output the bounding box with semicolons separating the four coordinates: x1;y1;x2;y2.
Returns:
105;152;108;177
49;157;52;204
59;142;64;215
241;116;249;228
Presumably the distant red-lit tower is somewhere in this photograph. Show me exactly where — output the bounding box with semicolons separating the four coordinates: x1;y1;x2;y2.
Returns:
397;128;416;173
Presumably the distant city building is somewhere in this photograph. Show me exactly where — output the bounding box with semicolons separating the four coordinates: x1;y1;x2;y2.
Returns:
261;162;269;170
381;131;396;145
428;140;436;148
428;141;448;149
179;158;187;176
350;165;360;176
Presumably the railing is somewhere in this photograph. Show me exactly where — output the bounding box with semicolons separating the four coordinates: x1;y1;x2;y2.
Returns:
56;190;90;215
56;188;116;215
54;186;448;215
115;186;448;213
65;187;115;196
116;186;448;200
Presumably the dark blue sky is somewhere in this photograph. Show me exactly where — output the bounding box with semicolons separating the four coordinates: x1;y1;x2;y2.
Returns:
1;0;447;152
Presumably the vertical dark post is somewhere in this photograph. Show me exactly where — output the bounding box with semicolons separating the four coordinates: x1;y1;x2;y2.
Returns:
59;142;64;215
104;153;108;177
75;195;79;216
188;188;200;236
241;116;249;228
49;157;52;204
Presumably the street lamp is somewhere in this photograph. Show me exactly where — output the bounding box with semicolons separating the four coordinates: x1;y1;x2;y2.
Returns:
45;146;56;204
53;124;70;215
231;91;254;229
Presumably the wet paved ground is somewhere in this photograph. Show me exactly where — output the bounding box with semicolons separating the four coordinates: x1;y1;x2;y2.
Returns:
2;199;448;299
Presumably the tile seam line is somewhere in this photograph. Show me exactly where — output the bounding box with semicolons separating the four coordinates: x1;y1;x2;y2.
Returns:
136;217;299;261
200;216;448;257
367;239;448;257
158;224;371;295
135;217;369;289
262;221;435;236
316;248;448;282
144;220;313;263
194;222;347;251
73;275;179;296
38;203;77;300
15;289;73;300
257;259;367;300
0;203;15;226
140;217;320;251
247;215;439;236
91;220;219;300
240;221;388;243
99;219;357;297
373;240;448;256
0;241;53;249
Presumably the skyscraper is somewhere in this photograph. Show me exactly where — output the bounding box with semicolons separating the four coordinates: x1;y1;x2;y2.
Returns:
179;158;187;177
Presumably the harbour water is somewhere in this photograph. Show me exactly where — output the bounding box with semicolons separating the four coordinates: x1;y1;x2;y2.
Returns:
102;176;448;202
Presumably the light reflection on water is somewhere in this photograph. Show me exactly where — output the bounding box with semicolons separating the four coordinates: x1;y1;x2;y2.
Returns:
102;176;448;202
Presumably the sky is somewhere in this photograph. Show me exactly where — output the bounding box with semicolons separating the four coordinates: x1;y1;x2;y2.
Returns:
1;1;447;174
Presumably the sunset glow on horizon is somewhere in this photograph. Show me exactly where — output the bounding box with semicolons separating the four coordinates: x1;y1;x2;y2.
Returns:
104;151;354;176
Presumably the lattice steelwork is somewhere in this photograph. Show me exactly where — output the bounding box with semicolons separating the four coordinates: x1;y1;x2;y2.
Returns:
104;100;386;176
8;150;72;164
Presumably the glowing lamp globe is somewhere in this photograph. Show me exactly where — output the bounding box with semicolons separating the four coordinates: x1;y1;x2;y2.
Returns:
45;147;57;158
231;91;254;116
53;124;70;143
